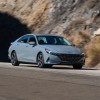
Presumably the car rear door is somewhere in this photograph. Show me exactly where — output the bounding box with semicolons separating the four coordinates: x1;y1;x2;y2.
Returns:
16;35;29;62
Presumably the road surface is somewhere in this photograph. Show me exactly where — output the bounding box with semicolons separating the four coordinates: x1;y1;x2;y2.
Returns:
0;62;100;100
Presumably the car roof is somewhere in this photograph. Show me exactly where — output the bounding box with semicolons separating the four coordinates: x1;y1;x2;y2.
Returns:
25;33;62;37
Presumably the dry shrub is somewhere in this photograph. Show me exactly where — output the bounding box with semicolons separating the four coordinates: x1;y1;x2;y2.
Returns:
67;30;90;48
64;18;85;34
85;37;100;67
85;0;98;9
67;30;100;67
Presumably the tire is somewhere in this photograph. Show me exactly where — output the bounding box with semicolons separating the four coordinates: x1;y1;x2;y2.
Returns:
73;64;83;69
11;51;19;66
37;53;46;68
46;65;53;68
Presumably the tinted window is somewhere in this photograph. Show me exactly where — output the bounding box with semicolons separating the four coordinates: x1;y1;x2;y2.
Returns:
37;36;72;46
18;35;29;43
28;35;36;43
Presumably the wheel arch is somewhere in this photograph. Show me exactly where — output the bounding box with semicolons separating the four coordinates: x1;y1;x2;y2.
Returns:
10;50;19;61
11;50;16;54
10;50;16;58
11;50;17;56
36;51;42;63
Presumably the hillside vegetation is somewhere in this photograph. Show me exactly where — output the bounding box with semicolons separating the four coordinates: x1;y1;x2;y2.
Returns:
0;0;100;67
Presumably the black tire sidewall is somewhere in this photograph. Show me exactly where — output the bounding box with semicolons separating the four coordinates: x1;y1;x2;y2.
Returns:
73;64;83;69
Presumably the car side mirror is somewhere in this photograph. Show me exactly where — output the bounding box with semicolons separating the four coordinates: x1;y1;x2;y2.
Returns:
29;42;36;45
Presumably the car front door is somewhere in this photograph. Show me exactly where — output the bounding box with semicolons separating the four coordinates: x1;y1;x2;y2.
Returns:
24;35;38;63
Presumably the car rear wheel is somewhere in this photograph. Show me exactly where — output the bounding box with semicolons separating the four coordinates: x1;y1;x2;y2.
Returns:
37;53;46;68
73;64;83;69
11;51;19;66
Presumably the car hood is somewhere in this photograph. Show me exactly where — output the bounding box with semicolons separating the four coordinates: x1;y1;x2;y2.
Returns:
42;45;81;54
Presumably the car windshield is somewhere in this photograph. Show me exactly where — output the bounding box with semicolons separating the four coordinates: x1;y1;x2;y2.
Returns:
37;36;72;46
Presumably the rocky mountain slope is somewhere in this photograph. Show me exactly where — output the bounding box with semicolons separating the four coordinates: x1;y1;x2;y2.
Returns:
0;0;100;34
0;0;100;66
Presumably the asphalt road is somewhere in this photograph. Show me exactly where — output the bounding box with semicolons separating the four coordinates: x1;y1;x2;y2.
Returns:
0;62;100;100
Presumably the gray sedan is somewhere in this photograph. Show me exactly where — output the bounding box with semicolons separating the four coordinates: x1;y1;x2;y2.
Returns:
8;34;85;69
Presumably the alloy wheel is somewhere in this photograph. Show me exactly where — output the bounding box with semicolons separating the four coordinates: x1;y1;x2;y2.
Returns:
11;51;19;66
37;53;45;68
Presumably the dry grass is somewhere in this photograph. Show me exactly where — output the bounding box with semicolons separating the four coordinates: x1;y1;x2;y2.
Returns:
67;30;91;48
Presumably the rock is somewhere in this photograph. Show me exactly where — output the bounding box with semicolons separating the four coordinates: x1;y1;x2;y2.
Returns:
93;28;100;36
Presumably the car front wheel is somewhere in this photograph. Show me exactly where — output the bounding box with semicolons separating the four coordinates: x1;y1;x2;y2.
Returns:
11;51;19;66
37;53;46;68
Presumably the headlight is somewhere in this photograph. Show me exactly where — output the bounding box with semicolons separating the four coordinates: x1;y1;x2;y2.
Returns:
81;53;85;57
82;52;87;58
81;53;85;55
45;49;52;54
45;49;57;55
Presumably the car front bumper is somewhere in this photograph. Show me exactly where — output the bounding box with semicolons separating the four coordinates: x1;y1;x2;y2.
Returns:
45;53;85;65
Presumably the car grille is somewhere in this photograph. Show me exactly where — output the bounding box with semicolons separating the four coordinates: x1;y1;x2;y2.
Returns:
58;54;84;62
